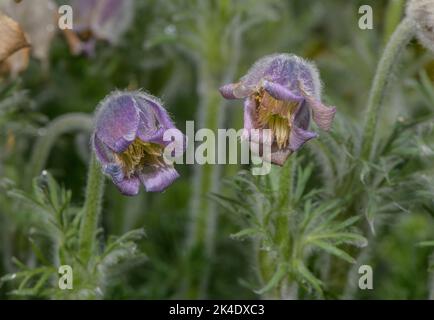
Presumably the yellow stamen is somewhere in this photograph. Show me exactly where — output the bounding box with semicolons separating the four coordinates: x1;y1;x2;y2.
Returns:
114;138;164;177
254;90;299;149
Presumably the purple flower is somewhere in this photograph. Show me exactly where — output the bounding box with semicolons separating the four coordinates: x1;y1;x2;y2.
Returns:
219;53;336;166
66;0;134;55
93;91;185;196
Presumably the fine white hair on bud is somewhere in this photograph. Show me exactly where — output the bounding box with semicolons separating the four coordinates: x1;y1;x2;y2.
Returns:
406;0;434;53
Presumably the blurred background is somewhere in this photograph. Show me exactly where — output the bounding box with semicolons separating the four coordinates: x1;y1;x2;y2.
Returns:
1;0;434;299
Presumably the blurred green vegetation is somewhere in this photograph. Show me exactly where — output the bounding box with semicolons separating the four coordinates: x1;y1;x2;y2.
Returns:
1;0;434;299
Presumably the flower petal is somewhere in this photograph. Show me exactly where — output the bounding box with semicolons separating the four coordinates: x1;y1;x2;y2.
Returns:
71;0;97;32
249;140;292;166
263;80;304;102
289;125;317;151
95;93;139;153
242;97;256;140
92;133;114;166
289;100;316;151
138;165;179;192
219;82;252;100
103;163;124;183
305;95;336;131
91;0;134;44
270;147;292;166
292;101;310;130
135;93;175;128
113;175;140;196
133;92;186;148
135;109;165;144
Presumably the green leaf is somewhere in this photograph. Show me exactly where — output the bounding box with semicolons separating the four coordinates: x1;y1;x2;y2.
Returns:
254;263;287;295
418;241;434;247
0;273;17;288
295;261;323;295
230;228;261;240
29;238;51;266
294;164;313;202
311;240;356;264
208;193;243;214
331;215;361;231
308;232;367;247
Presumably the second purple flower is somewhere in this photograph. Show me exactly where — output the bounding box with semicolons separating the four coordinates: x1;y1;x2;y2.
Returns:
66;0;134;55
219;53;336;166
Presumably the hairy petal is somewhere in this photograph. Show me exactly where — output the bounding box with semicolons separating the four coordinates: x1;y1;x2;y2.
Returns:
292;101;310;130
305;95;336;131
263;80;304;102
242;97;256;140
289;125;317;151
270;148;292;166
219;83;239;99
135;106;166;144
136;93;175;129
138;165;179;192
219;83;251;99
95;93;139;152
134;93;187;147
71;0;97;32
113;175;140;196
92;133;113;165
91;0;134;44
103;163;124;183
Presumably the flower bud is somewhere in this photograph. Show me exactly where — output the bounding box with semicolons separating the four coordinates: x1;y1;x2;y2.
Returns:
93;91;185;195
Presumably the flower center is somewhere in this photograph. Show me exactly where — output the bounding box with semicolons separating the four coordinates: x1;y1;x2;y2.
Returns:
114;138;164;177
254;89;299;149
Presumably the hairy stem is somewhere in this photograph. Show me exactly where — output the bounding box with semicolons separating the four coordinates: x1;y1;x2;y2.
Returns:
383;0;405;43
183;15;242;298
257;160;297;299
78;153;105;263
28;113;93;187
183;63;225;298
361;17;416;160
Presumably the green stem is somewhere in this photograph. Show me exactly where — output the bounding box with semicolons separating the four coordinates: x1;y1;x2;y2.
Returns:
78;153;105;263
28;113;93;187
257;160;296;299
184;63;224;298
361;17;416;160
183;14;242;298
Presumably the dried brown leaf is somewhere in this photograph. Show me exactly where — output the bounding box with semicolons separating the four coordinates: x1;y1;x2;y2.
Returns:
0;11;29;63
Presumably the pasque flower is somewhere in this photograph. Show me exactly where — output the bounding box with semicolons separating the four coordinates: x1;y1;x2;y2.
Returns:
219;53;336;165
65;0;134;55
93;91;185;195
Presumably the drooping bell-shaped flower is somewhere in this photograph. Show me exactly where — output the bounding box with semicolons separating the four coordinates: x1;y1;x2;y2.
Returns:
93;91;185;196
219;53;336;165
66;0;134;56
